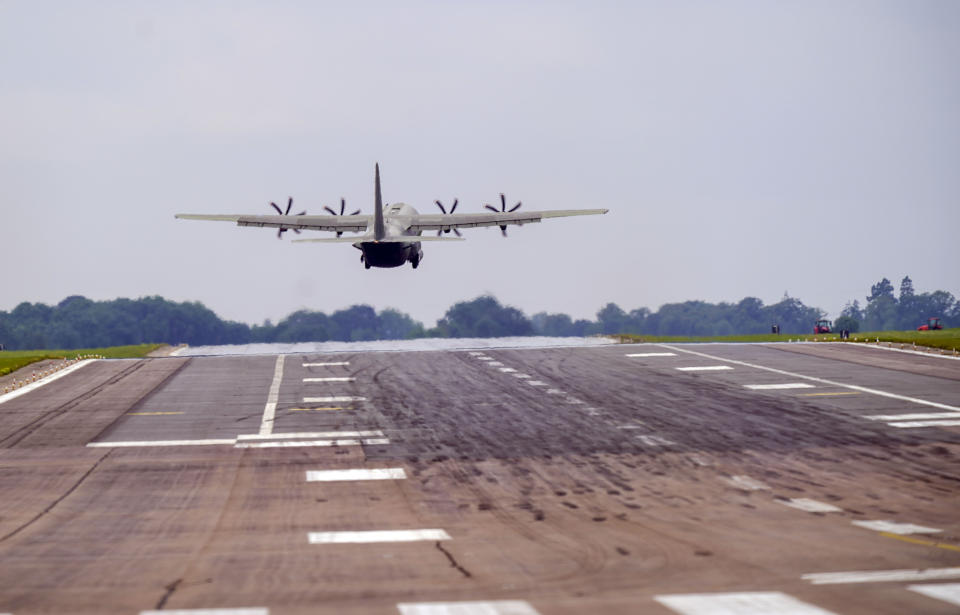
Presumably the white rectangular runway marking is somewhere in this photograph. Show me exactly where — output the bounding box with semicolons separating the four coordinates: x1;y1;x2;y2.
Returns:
513;373;531;379
141;609;269;615
304;396;367;403
498;367;517;373
486;361;505;367
308;529;450;544
852;520;941;534
397;600;541;615
306;468;406;482
865;412;960;421
908;583;960;607
626;352;676;357
744;383;816;390
723;475;770;491
637;435;675;446
303;377;355;382
0;359;97;406
88;439;236;448
238;431;383;441
141;609;268;615
890;419;960;428
258;355;285;436
661;344;960;412
655;591;838;614
676;366;734;372
303;361;349;367
803;567;960;584
237;438;387;449
777;498;842;513
527;380;548;386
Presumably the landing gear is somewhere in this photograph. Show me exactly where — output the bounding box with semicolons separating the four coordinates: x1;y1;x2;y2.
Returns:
362;254;371;270
411;255;420;269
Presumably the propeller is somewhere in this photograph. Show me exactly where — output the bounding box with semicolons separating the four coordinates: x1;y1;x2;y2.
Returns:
323;198;361;237
435;199;461;237
483;193;521;236
270;197;306;239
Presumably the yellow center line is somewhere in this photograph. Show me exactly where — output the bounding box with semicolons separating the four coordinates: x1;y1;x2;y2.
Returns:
799;392;862;397
127;411;185;416
879;531;960;552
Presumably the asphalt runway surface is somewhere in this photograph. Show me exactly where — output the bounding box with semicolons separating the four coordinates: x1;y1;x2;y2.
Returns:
1;342;959;615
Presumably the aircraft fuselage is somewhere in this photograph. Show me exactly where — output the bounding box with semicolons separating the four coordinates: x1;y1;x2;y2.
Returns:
355;202;424;269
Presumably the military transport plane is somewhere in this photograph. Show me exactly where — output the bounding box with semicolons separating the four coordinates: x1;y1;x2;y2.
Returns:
176;164;608;269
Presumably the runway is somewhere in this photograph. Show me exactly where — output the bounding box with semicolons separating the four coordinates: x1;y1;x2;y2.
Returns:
0;341;958;614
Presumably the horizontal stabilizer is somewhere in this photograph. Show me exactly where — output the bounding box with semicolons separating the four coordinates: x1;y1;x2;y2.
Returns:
293;235;465;244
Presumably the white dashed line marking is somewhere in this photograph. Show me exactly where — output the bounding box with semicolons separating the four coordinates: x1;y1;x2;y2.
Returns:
258;355;285;436
237;431;383;441
744;383;816;390
304;396;367;403
546;389;564;395
237;438;387;449
527;380;548;386
397;601;541;615
306;468;406;482
675;366;734;372
486;361;505;367
776;498;843;513
723;475;770;491
889;419;960;428
908;583;960;607
308;529;451;544
303;377;355;382
303;361;349;367
851;520;941;534
802;567;960;585
661;344;960;412
498;367;517;373
513;373;531;379
626;352;676;357
637;435;675;446
655;591;838;615
865;412;960;421
141;609;269;615
88;439;236;448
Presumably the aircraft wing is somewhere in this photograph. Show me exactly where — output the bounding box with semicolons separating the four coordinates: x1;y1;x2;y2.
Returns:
405;208;608;233
175;214;370;234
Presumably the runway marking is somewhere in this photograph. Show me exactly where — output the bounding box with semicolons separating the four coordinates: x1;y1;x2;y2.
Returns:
303;377;355;382
303;361;349;367
744;383;816;390
486;361;505;367
527;380;548;386
655;591;838;615
546;389;564;395
127;411;185;415
852;520;941;535
307;468;406;482
661;344;960;412
799;391;861;397
889;419;960;428
308;529;451;544
88;439;237;448
288;406;345;412
802;567;960;584
140;609;269;615
468;351;485;356
865;412;960;421
397;601;541;615
258;355;285;436
237;438;387;449
237;431;384;441
723;475;770;491
776;498;842;513
513;373;531;379
498;367;517;373
878;532;960;552
304;396;367;403
626;352;676;357
637;435;675;446
908;583;960;607
675;365;734;372
618;424;645;429
0;359;97;406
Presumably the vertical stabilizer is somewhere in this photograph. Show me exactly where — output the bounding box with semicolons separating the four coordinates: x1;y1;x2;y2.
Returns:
373;163;386;240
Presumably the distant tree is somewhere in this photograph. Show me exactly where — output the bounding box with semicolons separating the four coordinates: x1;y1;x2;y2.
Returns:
435;295;533;338
868;277;895;303
596;303;629;334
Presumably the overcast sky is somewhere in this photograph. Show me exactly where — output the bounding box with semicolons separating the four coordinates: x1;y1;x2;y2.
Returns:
2;2;957;327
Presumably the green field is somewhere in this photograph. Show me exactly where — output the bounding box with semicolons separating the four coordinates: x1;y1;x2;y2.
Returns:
613;328;960;353
0;344;166;377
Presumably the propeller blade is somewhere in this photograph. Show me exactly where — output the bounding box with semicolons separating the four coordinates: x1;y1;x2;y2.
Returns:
435;200;446;214
340;198;346;216
451;198;458;213
349;209;361;215
285;197;293;215
436;229;442;237
453;228;462;237
323;206;338;216
484;204;499;213
293;228;301;234
270;202;282;215
296;210;307;216
500;193;506;211
277;228;285;239
500;225;507;237
509;201;522;212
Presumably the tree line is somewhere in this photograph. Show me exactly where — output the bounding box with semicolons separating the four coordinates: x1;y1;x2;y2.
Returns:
0;276;955;350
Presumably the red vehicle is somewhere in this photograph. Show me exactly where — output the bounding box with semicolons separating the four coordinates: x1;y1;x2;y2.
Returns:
918;317;943;331
813;319;832;334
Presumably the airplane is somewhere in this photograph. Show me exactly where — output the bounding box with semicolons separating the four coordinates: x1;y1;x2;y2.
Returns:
176;164;608;269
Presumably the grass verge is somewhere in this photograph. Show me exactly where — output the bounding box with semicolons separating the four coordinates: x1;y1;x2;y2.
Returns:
0;343;166;377
613;328;960;353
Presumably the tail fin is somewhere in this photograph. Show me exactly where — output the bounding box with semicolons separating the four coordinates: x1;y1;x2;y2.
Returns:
373;163;386;240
